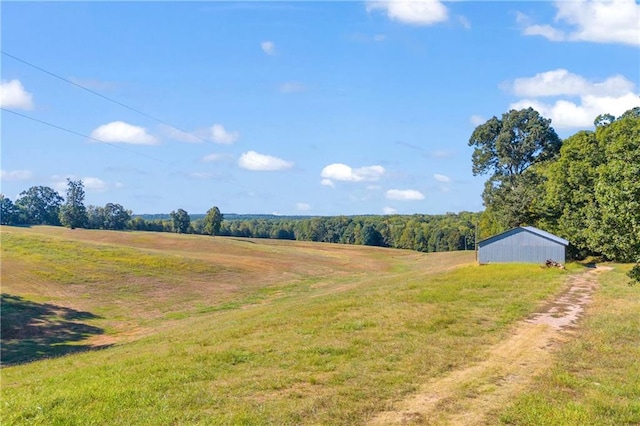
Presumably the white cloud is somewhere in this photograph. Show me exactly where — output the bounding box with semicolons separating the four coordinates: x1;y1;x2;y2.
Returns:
509;69;635;98
367;0;448;26
90;121;158;145
1;169;33;181
51;176;110;193
321;178;335;187
0;79;34;110
510;93;640;129
161;123;239;144
83;177;108;192
518;0;640;46
507;69;639;129
434;173;451;183
522;24;566;42
160;124;201;143
470;115;486;126
296;202;311;211
320;163;385;183
261;41;275;55
385;189;425;201
373;34;387;42
238;150;294;171
210;124;239;144
383;206;398;215
279;81;306;93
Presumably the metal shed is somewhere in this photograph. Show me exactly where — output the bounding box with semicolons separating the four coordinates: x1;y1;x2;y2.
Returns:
478;226;569;264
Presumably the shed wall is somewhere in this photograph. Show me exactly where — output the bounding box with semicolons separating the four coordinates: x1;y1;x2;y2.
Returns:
478;230;565;264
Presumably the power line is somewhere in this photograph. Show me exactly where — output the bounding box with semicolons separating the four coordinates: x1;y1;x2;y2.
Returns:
2;108;263;200
1;50;206;144
2;50;279;171
1;108;173;166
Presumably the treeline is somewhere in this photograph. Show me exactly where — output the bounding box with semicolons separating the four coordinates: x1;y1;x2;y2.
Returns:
470;107;640;262
0;185;480;252
0;183;224;236
218;212;479;252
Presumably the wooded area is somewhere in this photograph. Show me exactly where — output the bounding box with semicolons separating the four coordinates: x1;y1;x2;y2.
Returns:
470;107;639;263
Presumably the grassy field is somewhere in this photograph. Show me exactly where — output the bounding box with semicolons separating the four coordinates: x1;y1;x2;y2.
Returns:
0;225;625;424
498;265;640;425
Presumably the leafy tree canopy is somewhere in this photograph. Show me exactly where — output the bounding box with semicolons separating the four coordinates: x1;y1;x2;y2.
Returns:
469;107;561;178
15;186;63;226
170;208;191;234
203;206;223;236
469;108;560;229
1;195;21;225
60;179;88;229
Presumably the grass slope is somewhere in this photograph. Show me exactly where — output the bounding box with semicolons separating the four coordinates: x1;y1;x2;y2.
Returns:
2;226;567;424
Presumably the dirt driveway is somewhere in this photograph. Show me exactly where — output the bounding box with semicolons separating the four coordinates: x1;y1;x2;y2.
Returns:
369;266;608;425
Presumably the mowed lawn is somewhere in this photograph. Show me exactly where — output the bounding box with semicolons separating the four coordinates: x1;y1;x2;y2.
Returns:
3;226;570;424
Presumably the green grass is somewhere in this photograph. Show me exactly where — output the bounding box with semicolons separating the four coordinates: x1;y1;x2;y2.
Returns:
1;226;571;424
499;265;640;425
1;232;224;285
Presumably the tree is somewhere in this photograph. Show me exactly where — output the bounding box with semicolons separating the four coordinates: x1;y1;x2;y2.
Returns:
589;110;640;262
1;195;21;225
103;203;131;230
60;179;88;229
15;186;64;225
469;108;561;229
203;206;223;236
170;208;191;233
361;224;383;246
86;205;106;229
543;130;603;257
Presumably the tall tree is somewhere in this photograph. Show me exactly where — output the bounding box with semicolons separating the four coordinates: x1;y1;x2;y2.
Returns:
15;186;64;225
170;208;191;234
469;108;561;229
86;205;106;229
60;179;88;229
360;224;383;246
589;109;640;262
103;203;131;230
1;195;21;225
543;130;603;257
203;206;223;236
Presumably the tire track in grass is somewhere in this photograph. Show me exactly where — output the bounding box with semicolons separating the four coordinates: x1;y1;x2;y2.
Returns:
369;266;609;426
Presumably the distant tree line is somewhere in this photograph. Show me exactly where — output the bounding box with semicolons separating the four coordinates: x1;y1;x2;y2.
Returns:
0;180;479;253
216;213;479;252
470;106;640;263
0;178;224;236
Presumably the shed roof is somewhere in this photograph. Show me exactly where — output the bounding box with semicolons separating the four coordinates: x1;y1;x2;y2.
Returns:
479;226;569;247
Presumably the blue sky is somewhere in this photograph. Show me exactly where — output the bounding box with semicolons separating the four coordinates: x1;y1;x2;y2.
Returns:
1;1;638;216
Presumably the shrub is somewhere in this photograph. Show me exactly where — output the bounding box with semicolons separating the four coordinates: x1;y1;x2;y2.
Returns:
628;263;640;286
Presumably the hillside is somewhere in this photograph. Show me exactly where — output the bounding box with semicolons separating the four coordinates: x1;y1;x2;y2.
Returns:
2;226;637;424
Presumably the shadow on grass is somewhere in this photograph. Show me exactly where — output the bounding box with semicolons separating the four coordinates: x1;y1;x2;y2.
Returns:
1;294;112;366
